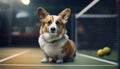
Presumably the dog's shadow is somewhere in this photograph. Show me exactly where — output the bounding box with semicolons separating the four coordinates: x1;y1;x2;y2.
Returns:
49;58;75;64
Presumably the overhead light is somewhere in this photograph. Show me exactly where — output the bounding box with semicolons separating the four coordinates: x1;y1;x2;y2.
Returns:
21;0;30;5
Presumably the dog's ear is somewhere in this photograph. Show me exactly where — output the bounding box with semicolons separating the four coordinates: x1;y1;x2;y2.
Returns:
58;8;71;23
36;7;49;19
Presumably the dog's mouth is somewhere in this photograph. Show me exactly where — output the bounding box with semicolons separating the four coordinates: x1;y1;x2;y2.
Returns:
51;31;56;33
49;31;57;35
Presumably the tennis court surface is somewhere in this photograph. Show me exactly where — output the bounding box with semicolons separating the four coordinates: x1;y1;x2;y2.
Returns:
0;47;118;69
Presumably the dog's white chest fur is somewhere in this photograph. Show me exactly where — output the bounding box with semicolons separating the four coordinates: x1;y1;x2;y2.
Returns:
38;33;68;57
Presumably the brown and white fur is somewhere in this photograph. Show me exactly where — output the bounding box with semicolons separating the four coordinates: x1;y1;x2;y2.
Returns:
36;7;76;63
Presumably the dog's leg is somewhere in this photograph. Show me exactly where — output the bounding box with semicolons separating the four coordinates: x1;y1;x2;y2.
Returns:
56;55;63;63
49;57;56;63
41;51;49;63
41;57;48;63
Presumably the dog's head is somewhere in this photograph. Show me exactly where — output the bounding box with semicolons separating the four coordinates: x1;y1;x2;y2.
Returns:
36;7;71;35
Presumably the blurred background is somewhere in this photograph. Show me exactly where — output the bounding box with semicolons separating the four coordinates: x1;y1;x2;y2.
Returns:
0;0;119;62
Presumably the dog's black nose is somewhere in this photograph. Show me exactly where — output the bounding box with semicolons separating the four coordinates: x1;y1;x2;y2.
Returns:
51;27;56;32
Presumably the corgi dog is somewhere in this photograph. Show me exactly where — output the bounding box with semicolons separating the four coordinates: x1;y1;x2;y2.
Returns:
36;7;76;63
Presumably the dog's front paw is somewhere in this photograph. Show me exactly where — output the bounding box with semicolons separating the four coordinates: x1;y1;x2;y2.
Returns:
56;60;63;63
41;58;48;63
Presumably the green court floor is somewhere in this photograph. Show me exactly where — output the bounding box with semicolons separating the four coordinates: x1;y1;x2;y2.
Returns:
0;48;118;69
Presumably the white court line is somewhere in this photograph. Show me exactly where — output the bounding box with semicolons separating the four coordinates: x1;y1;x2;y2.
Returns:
77;53;118;66
0;64;117;67
0;49;31;63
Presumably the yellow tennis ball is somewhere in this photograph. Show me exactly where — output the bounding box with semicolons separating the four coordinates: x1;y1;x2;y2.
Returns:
103;47;111;55
97;49;104;57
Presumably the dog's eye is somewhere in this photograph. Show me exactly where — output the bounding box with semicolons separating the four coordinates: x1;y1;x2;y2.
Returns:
48;20;52;25
56;21;60;25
